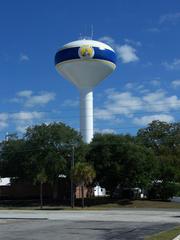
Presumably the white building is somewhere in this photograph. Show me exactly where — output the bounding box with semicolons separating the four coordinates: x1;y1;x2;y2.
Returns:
94;185;106;197
0;178;10;186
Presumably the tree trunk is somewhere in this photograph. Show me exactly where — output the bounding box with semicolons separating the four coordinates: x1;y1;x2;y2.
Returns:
81;184;84;208
53;181;58;202
40;182;43;209
71;179;74;208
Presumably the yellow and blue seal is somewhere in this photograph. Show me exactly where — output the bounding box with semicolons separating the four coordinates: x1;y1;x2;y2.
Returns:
78;45;94;59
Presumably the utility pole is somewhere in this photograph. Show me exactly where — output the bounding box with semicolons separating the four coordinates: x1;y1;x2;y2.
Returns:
60;143;76;208
71;145;75;208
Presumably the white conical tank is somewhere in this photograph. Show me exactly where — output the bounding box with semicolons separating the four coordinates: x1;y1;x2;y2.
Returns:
55;39;117;143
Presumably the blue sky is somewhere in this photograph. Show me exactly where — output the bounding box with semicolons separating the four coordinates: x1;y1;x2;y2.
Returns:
0;0;180;140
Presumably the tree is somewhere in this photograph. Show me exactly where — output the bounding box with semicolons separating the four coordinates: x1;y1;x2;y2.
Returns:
137;120;180;199
87;133;156;196
137;120;167;149
137;120;180;155
72;162;96;207
34;168;48;209
0;139;28;179
1;122;84;203
24;122;83;201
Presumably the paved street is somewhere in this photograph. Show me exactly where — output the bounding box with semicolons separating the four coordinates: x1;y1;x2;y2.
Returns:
0;209;179;239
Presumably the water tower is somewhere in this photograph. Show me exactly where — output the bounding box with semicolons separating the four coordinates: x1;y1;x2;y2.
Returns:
55;39;117;143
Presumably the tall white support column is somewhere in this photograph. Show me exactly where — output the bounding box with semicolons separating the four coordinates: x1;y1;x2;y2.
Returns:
80;88;93;143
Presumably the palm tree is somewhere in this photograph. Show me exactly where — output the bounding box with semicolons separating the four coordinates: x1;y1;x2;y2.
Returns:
35;169;47;209
72;162;96;208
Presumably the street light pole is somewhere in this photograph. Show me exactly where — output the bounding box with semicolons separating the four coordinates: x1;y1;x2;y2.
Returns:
60;143;76;208
71;145;75;208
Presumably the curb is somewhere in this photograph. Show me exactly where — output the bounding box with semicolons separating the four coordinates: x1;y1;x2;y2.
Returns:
173;235;180;240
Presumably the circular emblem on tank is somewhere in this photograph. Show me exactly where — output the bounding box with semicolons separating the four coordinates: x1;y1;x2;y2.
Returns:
78;45;94;59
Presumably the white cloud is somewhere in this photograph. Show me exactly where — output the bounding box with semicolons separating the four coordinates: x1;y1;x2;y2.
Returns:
0;121;8;130
0;110;46;133
11;111;44;133
147;13;180;35
139;88;150;94
94;89;142;120
162;59;180;70
62;99;78;107
0;113;8;130
10;90;56;107
25;92;55;107
142;62;153;67
106;91;142;116
125;82;134;89
94;89;180;125
0;112;42;132
0;113;8;121
99;36;139;63
99;36;114;45
124;39;142;47
142;90;180;112
20;53;29;62
133;114;174;126
143;91;164;102
94;109;115;120
12;111;43;121
159;12;180;25
172;80;180;88
147;27;160;33
94;128;116;134
135;84;150;94
150;79;161;87
16;125;28;133
116;44;139;63
17;90;33;98
137;84;145;90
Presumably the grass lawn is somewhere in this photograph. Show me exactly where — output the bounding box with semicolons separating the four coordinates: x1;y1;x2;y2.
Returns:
145;226;180;240
126;200;180;209
85;200;180;210
0;200;180;210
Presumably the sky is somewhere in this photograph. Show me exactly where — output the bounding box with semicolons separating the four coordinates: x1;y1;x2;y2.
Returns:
0;0;180;140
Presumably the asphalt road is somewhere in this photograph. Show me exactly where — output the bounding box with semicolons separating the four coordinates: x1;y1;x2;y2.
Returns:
0;209;179;239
